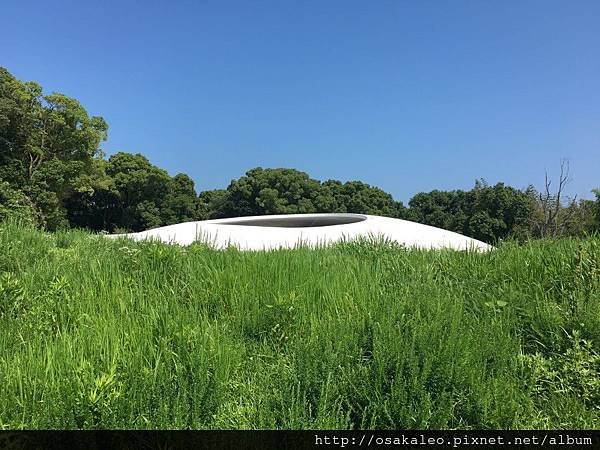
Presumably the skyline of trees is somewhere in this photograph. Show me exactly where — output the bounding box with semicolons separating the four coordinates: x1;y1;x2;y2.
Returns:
1;67;598;243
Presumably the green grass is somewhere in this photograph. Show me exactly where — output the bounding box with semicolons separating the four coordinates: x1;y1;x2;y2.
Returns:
0;220;599;429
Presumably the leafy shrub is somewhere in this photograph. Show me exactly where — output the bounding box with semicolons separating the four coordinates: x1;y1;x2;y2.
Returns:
520;330;600;426
0;182;42;227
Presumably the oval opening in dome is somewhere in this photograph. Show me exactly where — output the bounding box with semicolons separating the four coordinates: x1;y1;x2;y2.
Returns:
218;214;367;228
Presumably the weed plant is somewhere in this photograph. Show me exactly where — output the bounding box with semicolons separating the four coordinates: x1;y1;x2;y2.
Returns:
0;220;598;429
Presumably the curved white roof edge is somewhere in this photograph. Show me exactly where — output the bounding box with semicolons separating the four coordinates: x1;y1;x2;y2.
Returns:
107;213;493;252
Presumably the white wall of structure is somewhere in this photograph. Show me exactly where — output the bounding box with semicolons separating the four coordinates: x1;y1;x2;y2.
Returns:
108;213;493;251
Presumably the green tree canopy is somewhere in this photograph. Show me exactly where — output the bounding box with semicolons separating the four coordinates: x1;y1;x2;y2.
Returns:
67;152;201;232
407;189;468;232
0;180;42;226
204;167;405;219
407;181;532;243
318;179;405;217
163;173;199;224
217;167;322;217
0;67;108;229
464;180;532;242
96;153;199;232
197;189;228;220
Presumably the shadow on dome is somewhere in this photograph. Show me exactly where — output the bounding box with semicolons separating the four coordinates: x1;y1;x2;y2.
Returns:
218;214;367;228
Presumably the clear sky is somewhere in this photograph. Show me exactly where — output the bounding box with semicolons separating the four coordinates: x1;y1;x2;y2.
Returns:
2;0;599;202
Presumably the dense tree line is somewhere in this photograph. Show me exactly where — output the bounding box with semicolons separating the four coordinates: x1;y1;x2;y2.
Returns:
1;67;598;243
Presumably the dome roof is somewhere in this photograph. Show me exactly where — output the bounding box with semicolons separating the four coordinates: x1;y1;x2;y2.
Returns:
109;213;492;251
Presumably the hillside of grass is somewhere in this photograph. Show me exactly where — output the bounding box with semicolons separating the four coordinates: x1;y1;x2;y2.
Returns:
0;220;598;429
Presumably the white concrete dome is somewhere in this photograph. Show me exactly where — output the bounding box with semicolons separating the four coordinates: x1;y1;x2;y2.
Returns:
108;213;493;251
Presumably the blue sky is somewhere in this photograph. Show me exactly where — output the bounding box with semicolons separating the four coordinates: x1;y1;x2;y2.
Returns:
2;0;599;202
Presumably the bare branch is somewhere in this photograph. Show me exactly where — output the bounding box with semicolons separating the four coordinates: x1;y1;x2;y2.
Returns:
529;159;574;238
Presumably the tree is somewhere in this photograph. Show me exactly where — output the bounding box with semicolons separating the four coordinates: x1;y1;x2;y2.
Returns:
218;167;322;217
318;179;405;217
407;189;468;233
197;189;228;219
406;181;531;243
204;168;406;220
0;181;41;226
463;180;531;242
81;153;203;232
162;173;199;224
526;161;580;238
0;67;108;229
105;153;169;230
65;157;118;231
559;198;597;236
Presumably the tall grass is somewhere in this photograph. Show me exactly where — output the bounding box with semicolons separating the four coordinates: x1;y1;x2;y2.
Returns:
0;220;598;429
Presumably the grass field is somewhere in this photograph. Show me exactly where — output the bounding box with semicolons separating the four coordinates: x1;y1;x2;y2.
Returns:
0;220;598;429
